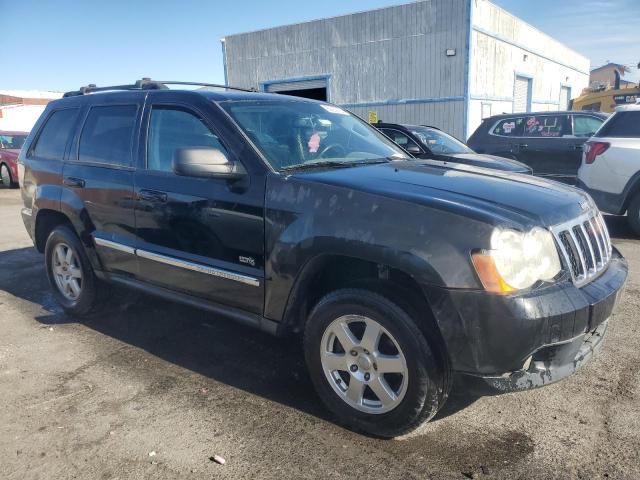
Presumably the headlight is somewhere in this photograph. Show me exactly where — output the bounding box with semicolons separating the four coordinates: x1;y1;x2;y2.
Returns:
472;227;561;293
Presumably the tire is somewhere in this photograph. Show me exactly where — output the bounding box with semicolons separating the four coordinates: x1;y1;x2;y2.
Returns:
44;225;104;316
0;164;15;188
304;289;447;438
627;193;640;236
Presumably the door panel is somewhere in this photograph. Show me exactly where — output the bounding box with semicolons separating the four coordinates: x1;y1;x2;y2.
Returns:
62;96;141;276
512;114;578;184
134;98;265;314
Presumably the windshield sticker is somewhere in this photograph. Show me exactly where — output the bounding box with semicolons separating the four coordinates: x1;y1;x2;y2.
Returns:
308;132;321;153
502;121;516;133
321;105;348;115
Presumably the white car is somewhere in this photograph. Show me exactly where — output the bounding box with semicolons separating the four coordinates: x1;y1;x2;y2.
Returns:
578;104;640;234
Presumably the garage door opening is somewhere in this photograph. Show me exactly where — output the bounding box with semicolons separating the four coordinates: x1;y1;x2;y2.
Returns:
263;77;329;102
276;88;327;101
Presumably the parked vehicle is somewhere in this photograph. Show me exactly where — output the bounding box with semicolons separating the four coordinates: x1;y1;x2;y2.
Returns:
571;86;640;113
19;80;627;438
578;105;640;234
0;130;28;187
468;111;608;184
375;122;531;174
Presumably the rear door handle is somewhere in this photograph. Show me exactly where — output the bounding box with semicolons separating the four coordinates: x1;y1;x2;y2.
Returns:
63;177;85;188
571;144;583;151
518;144;529;149
139;189;168;203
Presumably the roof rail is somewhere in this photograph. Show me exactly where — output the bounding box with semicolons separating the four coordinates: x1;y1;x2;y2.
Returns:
63;78;254;97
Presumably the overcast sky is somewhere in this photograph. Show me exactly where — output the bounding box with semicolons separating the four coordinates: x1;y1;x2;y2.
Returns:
1;0;638;91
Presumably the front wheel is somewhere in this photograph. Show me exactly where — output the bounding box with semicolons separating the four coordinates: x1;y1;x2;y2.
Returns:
304;289;447;437
45;225;104;316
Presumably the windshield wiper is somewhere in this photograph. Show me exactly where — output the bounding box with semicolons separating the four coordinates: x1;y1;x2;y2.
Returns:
280;158;392;172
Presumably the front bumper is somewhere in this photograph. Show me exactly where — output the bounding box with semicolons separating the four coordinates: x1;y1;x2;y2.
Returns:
425;247;627;393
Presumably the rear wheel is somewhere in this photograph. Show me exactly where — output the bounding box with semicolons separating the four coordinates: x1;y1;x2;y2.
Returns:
627;193;640;236
304;289;446;437
0;164;14;188
45;225;104;316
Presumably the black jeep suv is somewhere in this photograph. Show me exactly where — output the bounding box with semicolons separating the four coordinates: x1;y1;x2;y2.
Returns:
18;80;627;438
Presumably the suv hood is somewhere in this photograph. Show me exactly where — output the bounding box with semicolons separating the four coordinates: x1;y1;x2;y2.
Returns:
294;160;592;228
436;153;532;174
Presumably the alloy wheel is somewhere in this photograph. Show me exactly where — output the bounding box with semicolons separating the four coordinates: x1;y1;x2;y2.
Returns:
51;243;83;301
320;314;408;414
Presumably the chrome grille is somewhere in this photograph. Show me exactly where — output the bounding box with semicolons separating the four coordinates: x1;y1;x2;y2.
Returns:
550;211;612;287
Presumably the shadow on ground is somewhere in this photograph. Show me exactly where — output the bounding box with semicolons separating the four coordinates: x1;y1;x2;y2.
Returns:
0;246;477;432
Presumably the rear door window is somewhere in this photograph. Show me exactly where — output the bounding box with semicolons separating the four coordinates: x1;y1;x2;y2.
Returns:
596;111;640;138
78;105;138;167
492;118;524;136
31;108;79;160
522;115;569;138
572;115;604;137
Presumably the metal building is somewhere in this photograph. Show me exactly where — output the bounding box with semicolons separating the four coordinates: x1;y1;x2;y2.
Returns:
222;0;590;139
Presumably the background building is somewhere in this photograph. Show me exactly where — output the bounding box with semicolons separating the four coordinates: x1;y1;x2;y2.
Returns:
0;90;62;132
589;63;637;91
223;0;590;139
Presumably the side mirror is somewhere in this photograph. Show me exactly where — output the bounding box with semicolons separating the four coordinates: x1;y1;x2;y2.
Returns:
173;147;247;180
405;144;422;155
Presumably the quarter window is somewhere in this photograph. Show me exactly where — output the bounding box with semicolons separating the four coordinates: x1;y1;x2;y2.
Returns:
78;105;137;167
147;106;229;172
31;108;79;160
573;115;604;137
492;118;524;137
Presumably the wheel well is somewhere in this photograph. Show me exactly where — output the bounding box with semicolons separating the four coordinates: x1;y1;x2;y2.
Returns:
34;210;73;253
283;255;445;341
283;255;451;395
622;180;640;214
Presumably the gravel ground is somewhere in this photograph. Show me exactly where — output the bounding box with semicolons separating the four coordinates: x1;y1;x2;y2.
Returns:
0;187;638;480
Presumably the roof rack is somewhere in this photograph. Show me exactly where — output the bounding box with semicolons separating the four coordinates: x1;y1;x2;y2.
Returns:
63;78;254;97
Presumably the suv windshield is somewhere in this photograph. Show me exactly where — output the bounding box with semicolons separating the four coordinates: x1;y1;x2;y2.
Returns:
220;100;408;171
409;127;473;155
0;134;27;150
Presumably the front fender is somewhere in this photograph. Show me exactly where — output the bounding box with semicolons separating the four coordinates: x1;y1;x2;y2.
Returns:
263;174;492;321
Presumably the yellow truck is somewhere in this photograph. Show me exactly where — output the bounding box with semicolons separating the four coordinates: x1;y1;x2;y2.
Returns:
572;86;640;113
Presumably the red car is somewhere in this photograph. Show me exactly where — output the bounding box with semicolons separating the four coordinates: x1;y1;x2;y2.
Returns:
0;130;28;187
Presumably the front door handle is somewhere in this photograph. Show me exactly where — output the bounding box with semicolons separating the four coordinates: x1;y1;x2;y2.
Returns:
139;189;168;203
63;177;85;188
518;144;529;149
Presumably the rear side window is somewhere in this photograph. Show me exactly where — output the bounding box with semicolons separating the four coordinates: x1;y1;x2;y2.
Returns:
78;105;137;166
596;111;640;138
522;115;569;137
31;108;79;160
147;106;229;172
573;115;604;137
492;118;524;136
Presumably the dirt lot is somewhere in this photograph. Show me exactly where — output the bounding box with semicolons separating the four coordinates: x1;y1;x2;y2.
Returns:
0;187;638;480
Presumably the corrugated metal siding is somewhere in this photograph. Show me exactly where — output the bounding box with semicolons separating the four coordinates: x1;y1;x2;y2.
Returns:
224;0;468;118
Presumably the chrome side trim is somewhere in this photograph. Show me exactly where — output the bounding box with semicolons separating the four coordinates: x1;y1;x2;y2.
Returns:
21;207;33;217
94;237;136;255
136;249;260;287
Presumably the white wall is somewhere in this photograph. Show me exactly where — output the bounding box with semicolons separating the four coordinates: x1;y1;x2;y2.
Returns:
466;0;590;137
0;105;47;132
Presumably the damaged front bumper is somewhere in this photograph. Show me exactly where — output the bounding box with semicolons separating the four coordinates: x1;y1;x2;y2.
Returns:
460;319;609;394
426;247;627;395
